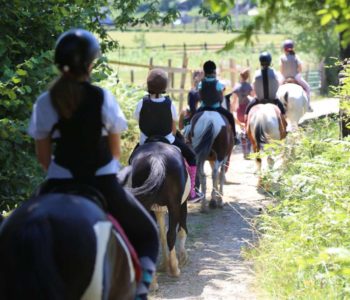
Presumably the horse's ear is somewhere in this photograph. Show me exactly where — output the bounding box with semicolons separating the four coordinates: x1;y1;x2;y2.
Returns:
284;91;289;103
117;166;132;187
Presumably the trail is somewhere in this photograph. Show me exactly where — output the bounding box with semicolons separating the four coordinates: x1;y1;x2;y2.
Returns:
149;97;339;300
150;146;268;300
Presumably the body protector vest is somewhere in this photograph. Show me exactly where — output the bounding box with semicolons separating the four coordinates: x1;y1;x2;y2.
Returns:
199;79;223;106
51;82;112;178
139;95;173;137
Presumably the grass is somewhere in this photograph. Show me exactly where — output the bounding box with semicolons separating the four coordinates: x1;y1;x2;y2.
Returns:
105;30;322;99
246;118;350;299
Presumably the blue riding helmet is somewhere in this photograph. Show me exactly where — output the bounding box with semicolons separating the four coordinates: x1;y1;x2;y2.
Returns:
259;51;272;66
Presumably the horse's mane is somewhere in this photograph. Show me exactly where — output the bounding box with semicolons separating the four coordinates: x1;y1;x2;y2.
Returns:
0;216;67;300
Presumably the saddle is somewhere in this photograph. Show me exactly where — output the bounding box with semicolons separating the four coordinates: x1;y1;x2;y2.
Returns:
36;183;108;210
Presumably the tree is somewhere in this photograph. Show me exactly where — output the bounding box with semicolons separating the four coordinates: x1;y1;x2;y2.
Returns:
0;0;178;210
202;0;350;138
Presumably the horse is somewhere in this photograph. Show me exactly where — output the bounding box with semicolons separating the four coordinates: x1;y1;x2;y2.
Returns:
190;111;234;211
277;82;309;131
118;142;190;279
246;103;287;185
0;192;139;300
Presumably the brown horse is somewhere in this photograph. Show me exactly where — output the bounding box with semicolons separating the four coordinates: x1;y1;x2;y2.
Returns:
118;142;190;281
246;103;287;185
0;193;138;300
190;111;234;211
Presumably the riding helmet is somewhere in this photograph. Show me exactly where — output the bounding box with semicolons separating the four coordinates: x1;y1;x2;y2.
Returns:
55;29;101;75
203;60;216;75
259;51;272;66
147;68;168;94
283;39;294;51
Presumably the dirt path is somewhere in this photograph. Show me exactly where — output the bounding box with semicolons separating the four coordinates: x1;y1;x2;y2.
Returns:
150;145;269;300
149;97;339;300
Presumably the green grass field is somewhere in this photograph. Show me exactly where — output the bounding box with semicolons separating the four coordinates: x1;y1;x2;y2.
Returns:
105;30;321;102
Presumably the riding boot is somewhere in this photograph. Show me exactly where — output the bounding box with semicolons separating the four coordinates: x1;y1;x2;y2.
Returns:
188;165;203;203
136;257;156;300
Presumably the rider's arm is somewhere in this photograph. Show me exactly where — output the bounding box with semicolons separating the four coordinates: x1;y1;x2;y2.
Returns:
108;133;121;160
178;110;185;130
35;137;51;171
172;121;177;134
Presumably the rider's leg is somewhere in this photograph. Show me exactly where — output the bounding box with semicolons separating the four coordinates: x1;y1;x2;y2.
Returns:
95;175;159;300
216;107;237;141
172;136;202;202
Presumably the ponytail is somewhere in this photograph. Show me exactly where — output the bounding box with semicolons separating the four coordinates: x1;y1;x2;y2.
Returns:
49;76;84;119
287;50;295;55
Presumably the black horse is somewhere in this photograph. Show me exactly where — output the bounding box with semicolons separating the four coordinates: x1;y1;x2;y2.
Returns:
0;193;139;300
119;142;189;280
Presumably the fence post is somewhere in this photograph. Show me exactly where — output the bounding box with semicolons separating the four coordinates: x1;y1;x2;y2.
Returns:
130;70;134;84
229;59;236;87
149;57;153;70
168;59;175;99
319;58;326;94
179;53;188;113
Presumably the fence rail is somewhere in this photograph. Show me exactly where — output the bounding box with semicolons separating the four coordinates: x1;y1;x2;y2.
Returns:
109;55;324;112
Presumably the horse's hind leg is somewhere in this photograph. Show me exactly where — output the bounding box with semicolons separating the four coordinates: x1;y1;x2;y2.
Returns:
217;160;227;208
210;160;220;209
198;161;208;213
178;201;188;266
154;211;168;272
167;209;180;277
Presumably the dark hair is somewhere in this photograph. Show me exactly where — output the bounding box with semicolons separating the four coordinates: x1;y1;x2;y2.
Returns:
203;60;216;75
50;76;83;119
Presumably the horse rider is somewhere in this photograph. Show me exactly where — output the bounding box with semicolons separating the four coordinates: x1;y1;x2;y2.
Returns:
280;39;313;112
179;69;204;132
133;68;203;203
196;60;238;143
28;29;158;300
244;51;287;130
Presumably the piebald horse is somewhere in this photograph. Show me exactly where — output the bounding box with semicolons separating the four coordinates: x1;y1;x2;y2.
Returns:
119;142;190;279
191;111;234;211
277;82;309;131
247;103;287;185
0;193;139;300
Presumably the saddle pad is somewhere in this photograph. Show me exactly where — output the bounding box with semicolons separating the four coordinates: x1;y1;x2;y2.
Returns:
107;215;142;282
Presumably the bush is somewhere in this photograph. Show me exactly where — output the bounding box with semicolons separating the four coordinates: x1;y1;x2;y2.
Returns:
249;119;350;299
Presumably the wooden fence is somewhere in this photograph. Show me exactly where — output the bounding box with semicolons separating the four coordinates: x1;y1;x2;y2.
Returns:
109;55;325;112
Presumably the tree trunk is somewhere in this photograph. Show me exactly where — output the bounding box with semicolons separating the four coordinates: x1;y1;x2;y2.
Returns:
339;34;350;138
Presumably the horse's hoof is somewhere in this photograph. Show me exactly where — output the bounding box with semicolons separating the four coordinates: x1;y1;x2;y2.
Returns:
209;199;217;209
168;267;181;277
150;277;159;291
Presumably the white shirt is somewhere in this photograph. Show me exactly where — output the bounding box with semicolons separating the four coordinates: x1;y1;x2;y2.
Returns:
28;88;127;179
133;96;178;145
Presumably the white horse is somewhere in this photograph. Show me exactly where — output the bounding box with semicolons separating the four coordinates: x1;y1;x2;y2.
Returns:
276;83;308;131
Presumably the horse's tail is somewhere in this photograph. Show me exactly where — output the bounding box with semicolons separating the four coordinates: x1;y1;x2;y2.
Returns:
0;217;66;300
129;155;166;197
254;120;268;151
193;122;215;163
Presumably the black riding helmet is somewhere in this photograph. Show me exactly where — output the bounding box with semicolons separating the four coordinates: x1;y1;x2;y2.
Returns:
259;51;272;66
55;29;101;76
147;68;168;94
203;60;216;75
